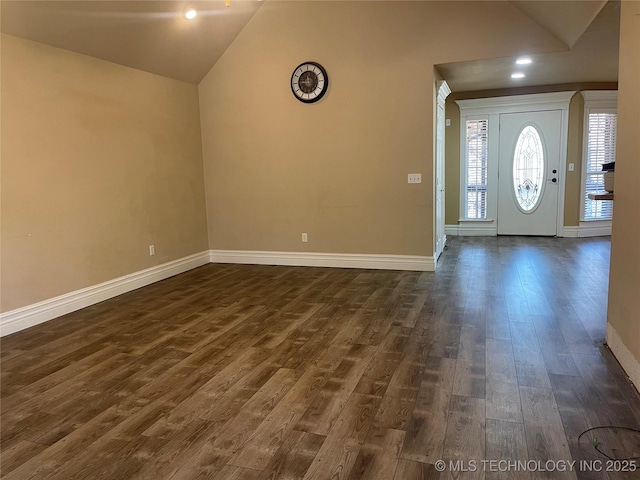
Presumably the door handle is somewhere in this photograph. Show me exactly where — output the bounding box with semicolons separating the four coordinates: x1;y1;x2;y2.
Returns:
551;178;557;183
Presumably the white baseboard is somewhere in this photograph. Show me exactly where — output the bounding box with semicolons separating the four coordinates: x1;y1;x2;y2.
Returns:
1;249;433;337
445;223;497;236
606;322;640;391
561;227;579;237
0;251;210;337
210;250;435;272
562;221;612;238
445;225;459;236
446;221;612;238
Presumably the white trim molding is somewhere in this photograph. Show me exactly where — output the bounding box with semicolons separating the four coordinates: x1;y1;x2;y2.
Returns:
446;221;497;236
606;322;640;391
562;221;612;238
0;251;210;337
437;80;452;102
581;90;618;108
210;250;435;272
434;80;451;261
456;91;577;115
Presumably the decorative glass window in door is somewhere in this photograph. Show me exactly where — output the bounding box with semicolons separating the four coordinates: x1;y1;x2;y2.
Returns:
512;125;544;212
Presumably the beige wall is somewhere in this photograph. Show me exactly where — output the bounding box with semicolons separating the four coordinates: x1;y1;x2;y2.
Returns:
0;35;209;312
199;1;566;257
607;1;640;364
564;93;584;227
444;83;617;227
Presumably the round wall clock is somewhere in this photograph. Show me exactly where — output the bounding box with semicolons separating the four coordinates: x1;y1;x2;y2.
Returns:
291;62;328;103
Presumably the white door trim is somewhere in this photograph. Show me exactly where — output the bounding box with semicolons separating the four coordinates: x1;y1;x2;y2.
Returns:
456;92;576;115
456;92;575;236
435;80;451;260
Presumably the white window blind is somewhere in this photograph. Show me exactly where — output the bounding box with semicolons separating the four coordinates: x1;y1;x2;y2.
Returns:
584;113;616;220
465;119;488;219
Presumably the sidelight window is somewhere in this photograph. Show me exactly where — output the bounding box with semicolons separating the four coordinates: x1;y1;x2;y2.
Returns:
465;119;488;219
580;91;617;222
583;113;616;220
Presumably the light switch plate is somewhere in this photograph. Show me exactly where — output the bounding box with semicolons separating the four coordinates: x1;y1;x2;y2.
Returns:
408;173;422;184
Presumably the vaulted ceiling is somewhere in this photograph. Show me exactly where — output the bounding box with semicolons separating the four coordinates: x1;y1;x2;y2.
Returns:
1;1;264;84
1;0;620;91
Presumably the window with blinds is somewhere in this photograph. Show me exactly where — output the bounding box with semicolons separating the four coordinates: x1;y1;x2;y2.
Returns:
583;112;616;220
465;119;489;219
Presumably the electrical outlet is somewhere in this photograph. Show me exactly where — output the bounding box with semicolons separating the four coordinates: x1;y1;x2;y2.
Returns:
301;233;308;243
408;173;422;184
568;163;575;172
149;245;155;256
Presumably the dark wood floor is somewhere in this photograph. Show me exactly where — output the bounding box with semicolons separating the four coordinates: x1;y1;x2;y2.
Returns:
2;236;639;480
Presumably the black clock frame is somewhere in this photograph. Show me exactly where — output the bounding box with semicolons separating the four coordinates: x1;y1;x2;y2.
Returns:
291;62;329;104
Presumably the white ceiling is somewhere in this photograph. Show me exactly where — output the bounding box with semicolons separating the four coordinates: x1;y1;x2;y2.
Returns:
1;1;621;90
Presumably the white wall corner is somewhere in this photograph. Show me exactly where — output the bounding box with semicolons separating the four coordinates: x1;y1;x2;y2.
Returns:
0;251;211;337
606;322;640;391
210;250;435;272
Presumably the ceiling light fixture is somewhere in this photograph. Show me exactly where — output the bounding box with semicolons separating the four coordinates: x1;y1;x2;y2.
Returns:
516;57;533;65
511;73;526;79
184;8;197;19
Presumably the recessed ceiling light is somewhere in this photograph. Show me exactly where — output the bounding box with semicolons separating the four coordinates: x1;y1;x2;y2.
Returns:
516;57;533;65
184;8;197;19
511;73;526;79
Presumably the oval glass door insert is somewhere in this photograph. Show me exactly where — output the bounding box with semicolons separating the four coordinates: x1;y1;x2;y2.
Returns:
513;125;544;212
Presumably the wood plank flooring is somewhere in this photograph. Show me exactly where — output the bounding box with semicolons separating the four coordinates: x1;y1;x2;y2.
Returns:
2;236;639;479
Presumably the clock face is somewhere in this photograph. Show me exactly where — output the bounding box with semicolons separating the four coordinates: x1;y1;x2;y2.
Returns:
291;62;328;103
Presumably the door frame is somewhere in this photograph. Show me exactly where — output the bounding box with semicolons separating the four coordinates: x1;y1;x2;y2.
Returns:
456;92;575;236
435;80;451;261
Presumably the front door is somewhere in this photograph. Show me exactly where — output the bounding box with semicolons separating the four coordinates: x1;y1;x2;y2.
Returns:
497;110;561;235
